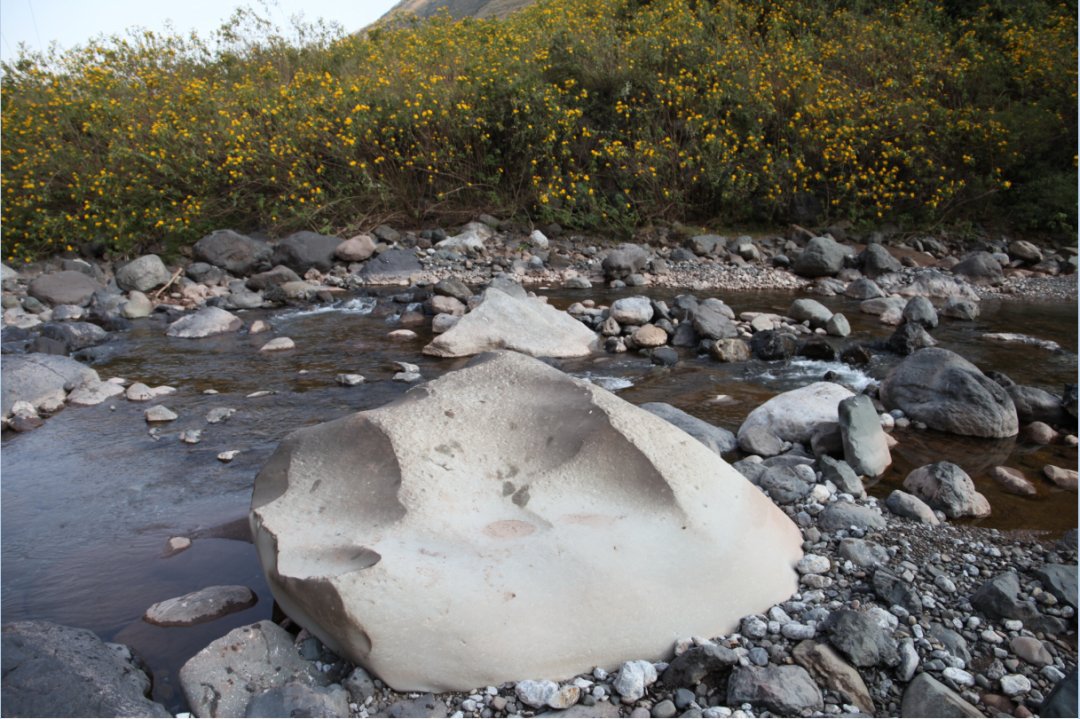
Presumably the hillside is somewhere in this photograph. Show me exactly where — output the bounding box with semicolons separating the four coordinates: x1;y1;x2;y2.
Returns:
379;0;533;22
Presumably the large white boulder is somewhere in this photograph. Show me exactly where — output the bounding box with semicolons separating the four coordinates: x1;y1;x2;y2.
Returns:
250;351;802;691
422;288;598;358
738;382;855;454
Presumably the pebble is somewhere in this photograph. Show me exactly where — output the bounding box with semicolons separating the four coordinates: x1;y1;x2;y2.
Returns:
652;699;677;718
394;372;423;383
999;674;1032;695
206;407;236;424
179;429;202;444
166;536;192;555
796;554;830;575
246;390;274;398
259;337;295;351
942;667;975;687
217;450;240;463
388;329;418;340
144;405;178;423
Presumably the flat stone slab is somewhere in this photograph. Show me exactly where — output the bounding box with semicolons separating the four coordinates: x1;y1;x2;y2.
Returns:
144;585;256;627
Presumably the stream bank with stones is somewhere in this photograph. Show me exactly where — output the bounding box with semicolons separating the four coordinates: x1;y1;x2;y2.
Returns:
1;219;1077;718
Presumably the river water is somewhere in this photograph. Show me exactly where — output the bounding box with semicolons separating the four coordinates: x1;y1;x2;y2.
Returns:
1;287;1076;712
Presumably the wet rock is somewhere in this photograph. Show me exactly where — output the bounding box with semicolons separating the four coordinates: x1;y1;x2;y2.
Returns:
1021;421;1058;445
41;321;110;352
738;381;854;450
423;288;597;358
194;230;273;275
246;265;301;291
601;243;649;280
335;234;376;262
249;351;803;691
902;295;938;329
166;307;243;338
1043;464;1078;490
823;609;899;667
793;236;850;277
885;490;940;524
434;277;473;303
792;640;874;713
727;665;823;715
709;338;751;363
206;407;236;424
1;353;98;417
179;620;327;718
887;322;937;355
632;324;668;348
788;298;833;328
952;250;1004;285
67;379;125;407
880;347;1019;438
356;248;423;284
218;450;240;462
144;585;256;627
121;291;154;319
116;254;172;292
817;501;887;532
689;299;738;340
28;270;104;307
145;405;178;423
750;330;797;360
259;337;295;352
838;394;891;477
826;312;851;337
245;681;349;718
941;296;980;320
989;466;1037;496
903;461;991;518
640;402;736;456
901;672;982;717
845;278;887;300
1;620;170;717
1007;385;1069;426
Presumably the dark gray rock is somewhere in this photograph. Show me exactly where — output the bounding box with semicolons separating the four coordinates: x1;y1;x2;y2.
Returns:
41;322;110;352
640;403;737;456
650;346;679;367
670;322;699;348
245;681;349;718
1032;564;1078;609
750;330;797;361
929;623;972;666
689;299;738;340
601;243;649;280
194;230;272;276
900;672;982;717
838;538;888;568
1;353;98;417
709;338;750;362
885;490;939;525
952;251;1004;285
941;296;980;320
859;244;903;278
1063;384;1077;419
1041;667;1078;718
662;643;738;687
791;640;874;714
757;465;812;505
903;461;990;519
726;665;824;715
385;693;448;718
434;277;473;303
823;609;899;667
271;231;341;273
902;296;938;329
844;278;886;300
187;262;228;285
1007;385;1070;426
115;255;172;292
144;585;257;627
817;501;887;532
247;265;301;291
970;572;1042;624
796;336;837;361
887;322;937;356
873;569;924;612
1;620;170;717
880;347;1019;438
686;234;727;257
28;271;104;306
737;425;784;457
838;394;891;477
356;248;423;283
793;236;850;277
819;456;866;497
788;298;833;328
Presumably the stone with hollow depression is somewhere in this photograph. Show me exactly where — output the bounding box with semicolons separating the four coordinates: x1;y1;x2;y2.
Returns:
250;350;803;692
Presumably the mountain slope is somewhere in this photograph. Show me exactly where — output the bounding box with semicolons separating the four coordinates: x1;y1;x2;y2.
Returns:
379;0;534;22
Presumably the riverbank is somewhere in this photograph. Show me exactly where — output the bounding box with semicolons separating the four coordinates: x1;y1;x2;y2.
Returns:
1;224;1077;718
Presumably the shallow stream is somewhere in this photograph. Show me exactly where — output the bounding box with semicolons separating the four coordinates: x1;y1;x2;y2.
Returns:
1;287;1076;713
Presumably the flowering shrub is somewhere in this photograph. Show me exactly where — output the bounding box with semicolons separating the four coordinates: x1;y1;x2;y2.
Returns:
2;0;1075;261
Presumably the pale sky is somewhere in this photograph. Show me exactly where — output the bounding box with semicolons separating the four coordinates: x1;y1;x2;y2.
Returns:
0;0;399;61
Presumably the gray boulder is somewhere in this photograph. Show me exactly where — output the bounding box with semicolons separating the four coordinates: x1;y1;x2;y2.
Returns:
1032;564;1078;610
887;322;937;356
28;270;104;306
900;672;983;717
738;382;854;450
750;330;797;361
873;569;924;613
819;456;865;498
115;254;171;292
899;268;981;300
1008;239;1043;263
662;644;738;687
144;585;257;627
686;234;727;256
788;298;833;328
689;298;738;340
726;665;823;715
601;243;649;280
792;640;874;714
793;236;850;277
247;265;301;291
952;250;1004;285
1;353;98;417
756;465;813;504
335;234;376;262
640;402;737;456
880;347;1018;437
844;278;886;300
903;461;990;518
970;572;1042;624
941;296;980;320
609;296;654;325
838;538;888;568
859;244;903;278
822;609;899;667
179;620;327;718
245;682;350;718
1007;385;1070;426
1;620;169;717
194;229;272;275
41;322;110;352
165;307;243;338
838;394;891;477
902;295;938;329
356;248;422;283
817;501;887;532
271;231;341;273
885;490;939;525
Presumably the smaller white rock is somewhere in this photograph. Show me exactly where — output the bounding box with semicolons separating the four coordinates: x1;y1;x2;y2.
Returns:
613;660;657;703
126;382;154;401
394;372;422;383
388;329;418;341
515;680;557;709
217;450;240;463
999;674;1031;695
260;337;295;352
942;667;975;687
145;405;178;423
796;554;830;575
246;390;274;398
180;429;202;444
336;374;365;386
206;407;236;424
529;230;550;249
167;536;192;555
10;401;37;418
249;320;271;334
